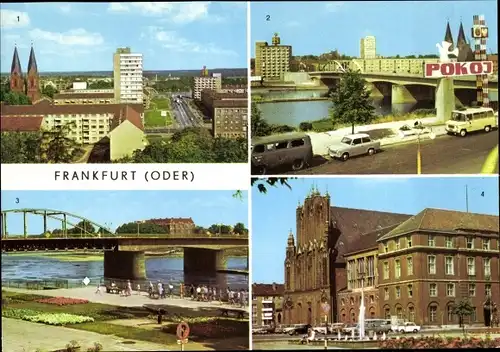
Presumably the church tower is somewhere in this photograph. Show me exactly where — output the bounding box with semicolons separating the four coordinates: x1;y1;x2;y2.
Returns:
10;46;24;93
26;45;40;102
457;22;474;62
444;21;455;49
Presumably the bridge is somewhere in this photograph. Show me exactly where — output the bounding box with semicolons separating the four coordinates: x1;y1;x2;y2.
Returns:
0;208;248;287
305;58;498;107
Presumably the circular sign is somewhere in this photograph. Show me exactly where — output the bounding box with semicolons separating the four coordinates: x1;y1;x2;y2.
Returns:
176;322;190;340
321;302;331;314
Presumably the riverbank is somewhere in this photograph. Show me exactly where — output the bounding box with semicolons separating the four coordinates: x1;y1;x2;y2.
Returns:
2;289;249;351
3;248;248;262
254;97;329;104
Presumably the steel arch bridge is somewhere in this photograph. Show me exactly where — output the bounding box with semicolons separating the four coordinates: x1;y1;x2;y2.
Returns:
1;208;112;239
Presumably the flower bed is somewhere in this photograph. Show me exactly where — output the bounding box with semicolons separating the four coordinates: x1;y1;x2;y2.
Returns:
22;313;94;325
35;297;89;306
2;308;40;319
379;336;500;349
161;318;248;339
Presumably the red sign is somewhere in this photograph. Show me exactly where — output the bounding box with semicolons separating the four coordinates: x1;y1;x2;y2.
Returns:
424;61;493;78
176;322;190;340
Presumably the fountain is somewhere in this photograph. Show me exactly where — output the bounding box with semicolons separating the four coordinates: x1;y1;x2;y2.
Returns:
382;332;387;340
358;272;366;340
337;330;341;340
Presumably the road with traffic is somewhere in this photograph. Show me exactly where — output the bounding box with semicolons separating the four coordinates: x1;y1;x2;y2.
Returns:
171;96;202;128
288;130;498;175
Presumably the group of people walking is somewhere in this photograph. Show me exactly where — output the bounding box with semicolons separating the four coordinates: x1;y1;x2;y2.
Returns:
186;284;248;306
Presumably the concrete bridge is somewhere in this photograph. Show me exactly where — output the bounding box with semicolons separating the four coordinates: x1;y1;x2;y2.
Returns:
0;208;248;287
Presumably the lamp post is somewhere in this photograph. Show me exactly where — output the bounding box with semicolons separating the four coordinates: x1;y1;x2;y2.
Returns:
414;121;436;175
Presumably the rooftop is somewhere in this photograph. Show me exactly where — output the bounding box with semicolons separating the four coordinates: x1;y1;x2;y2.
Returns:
0;115;44;132
252;283;285;296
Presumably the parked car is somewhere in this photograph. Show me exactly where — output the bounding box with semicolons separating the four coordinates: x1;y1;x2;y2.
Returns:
365;319;392;335
330;323;345;334
313;326;329;335
328;133;381;161
287;324;311;336
342;323;359;335
394;322;421;333
252;326;268;335
398;123;431;137
445;107;497;137
251;132;313;174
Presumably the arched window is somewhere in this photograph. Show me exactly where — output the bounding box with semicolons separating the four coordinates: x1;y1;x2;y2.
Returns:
277;313;282;324
447;303;454;323
428;303;439;323
408;305;415;322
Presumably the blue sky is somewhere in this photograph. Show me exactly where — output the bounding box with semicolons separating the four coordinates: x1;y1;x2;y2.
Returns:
0;2;247;72
252;177;499;284
1;191;248;234
251;1;498;57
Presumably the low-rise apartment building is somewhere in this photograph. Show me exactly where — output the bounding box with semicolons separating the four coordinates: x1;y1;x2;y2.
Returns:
252;283;284;327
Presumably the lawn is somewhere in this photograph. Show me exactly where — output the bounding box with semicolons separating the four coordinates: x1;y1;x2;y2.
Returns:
2;290;249;349
144;110;173;127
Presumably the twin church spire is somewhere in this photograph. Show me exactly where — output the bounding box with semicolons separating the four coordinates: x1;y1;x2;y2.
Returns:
443;20;474;62
9;44;40;103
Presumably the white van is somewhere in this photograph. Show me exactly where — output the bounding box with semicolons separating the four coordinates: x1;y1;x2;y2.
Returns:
445;107;498;137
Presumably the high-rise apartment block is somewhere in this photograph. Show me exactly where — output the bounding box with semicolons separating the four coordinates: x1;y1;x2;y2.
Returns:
113;47;143;104
360;36;377;59
255;33;292;81
192;74;222;101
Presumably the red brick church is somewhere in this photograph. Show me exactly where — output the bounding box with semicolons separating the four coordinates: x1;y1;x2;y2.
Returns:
9;45;40;103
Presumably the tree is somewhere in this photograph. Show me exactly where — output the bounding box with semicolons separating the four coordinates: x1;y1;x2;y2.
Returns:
88;80;113;89
115;221;169;234
330;69;376;134
213;137;247;163
41;85;58;99
193;226;208;234
40;123;81;163
99;227;113;235
1;132;41;163
251;103;271;137
251;177;293;194
208;224;232;234
233;222;247;235
67;220;96;235
452;299;475;329
2;91;31;105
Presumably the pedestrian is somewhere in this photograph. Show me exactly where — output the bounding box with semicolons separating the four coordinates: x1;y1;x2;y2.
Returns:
190;284;195;298
95;284;101;295
148;281;154;298
180;283;184;299
168;282;174;297
196;285;201;301
126;280;132;296
136;284;141;295
157;281;163;299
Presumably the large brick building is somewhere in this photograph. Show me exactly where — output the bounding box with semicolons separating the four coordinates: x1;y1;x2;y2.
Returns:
283;190;500;327
9;45;40;103
146;218;195;235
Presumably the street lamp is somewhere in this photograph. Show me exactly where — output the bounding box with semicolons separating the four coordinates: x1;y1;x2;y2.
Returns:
415;121;436;175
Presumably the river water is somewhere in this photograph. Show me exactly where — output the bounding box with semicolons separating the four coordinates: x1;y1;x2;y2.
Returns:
254;89;433;127
1;254;248;289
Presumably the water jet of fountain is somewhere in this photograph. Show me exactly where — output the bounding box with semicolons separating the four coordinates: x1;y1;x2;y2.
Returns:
358;274;366;340
337;330;341;340
382;332;386;340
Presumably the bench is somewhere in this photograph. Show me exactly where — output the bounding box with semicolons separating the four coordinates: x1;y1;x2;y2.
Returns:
219;308;248;319
106;286;120;294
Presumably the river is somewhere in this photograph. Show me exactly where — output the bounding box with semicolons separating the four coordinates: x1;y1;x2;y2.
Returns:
254;89;434;127
1;254;248;289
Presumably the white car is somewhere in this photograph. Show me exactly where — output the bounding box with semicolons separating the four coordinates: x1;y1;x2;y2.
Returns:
398;124;431;137
395;322;421;333
313;326;328;335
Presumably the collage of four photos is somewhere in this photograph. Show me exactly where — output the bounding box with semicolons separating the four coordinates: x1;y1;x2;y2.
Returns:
0;1;499;351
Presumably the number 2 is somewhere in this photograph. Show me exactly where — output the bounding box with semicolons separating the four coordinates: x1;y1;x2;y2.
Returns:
266;15;270;21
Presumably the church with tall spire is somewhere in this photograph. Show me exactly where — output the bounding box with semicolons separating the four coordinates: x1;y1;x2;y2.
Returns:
8;44;40;103
456;21;474;62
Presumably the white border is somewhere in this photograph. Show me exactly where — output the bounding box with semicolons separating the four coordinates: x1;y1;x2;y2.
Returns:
0;164;249;191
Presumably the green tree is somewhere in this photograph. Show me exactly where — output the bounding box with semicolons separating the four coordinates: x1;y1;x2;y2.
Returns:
233;222;247;235
41;85;58;98
251;177;292;194
98;227;113;235
0;81;10;101
115;222;169;235
452;299;475;328
193;226;208;234
251;103;271;137
1;132;41;163
88;80;113;89
213;137;247;163
40;123;80;163
2;91;31;105
330;69;375;134
68;220;96;235
208;224;232;234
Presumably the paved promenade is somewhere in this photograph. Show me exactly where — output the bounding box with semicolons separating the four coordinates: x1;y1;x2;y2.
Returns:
3;287;250;313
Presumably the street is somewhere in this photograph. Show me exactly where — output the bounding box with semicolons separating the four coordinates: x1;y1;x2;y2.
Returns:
289;131;499;175
171;95;202;128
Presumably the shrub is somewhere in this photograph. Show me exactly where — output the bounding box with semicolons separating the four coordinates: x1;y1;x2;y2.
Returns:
379;336;500;349
87;342;103;352
299;122;313;131
22;313;95;325
36;297;89;306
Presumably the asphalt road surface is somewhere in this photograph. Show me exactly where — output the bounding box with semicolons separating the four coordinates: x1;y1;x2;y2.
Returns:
290;130;499;175
171;96;200;128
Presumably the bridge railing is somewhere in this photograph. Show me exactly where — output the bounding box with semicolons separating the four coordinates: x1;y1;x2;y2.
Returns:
1;279;86;290
2;233;248;239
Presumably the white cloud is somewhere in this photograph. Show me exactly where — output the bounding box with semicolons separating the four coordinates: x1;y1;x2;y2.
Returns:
59;4;72;13
108;2;210;23
0;9;30;29
325;2;344;12
29;28;104;46
149;27;237;56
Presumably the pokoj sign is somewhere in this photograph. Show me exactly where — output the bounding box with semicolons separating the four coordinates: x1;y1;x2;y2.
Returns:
424;40;493;78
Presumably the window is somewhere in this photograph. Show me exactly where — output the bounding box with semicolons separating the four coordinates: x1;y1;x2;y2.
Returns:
408;284;413;298
384;308;391;319
383;262;389;279
467;257;476;276
468;283;476;297
447;305;454;322
445;236;453;248
408;307;415;322
446;283;455;297
384;288;389;300
350;297;354;305
396;307;403;319
484;258;491;278
395;286;401;299
428;235;435;247
466;237;474;249
369;295;374;304
429;306;437;323
341;299;345;306
429;283;437;297
471;307;477;322
428;255;436;274
353;138;362;145
384;243;389;253
395;260;401;279
445;256;454;275
290;139;305;147
486;284;492;297
407;236;412;248
407;257;413;275
396;239;401;250
482;239;491;250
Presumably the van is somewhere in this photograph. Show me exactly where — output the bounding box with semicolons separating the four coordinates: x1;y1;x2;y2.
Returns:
445;107;498;137
251;132;313;174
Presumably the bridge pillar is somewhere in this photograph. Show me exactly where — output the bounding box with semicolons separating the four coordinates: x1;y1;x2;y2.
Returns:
43;211;47;234
23;211;27;238
1;212;5;238
183;248;227;288
391;85;417;105
435;78;455;123
62;214;67;237
104;250;146;280
365;83;384;99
